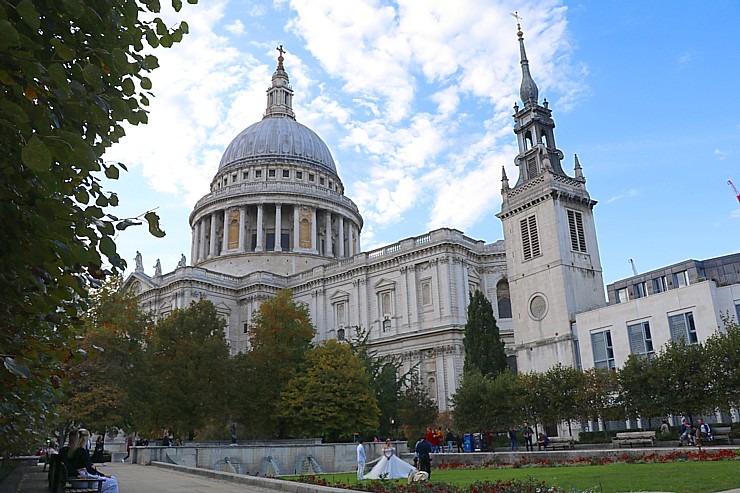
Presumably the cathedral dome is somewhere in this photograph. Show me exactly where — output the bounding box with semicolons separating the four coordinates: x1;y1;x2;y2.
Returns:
218;117;337;175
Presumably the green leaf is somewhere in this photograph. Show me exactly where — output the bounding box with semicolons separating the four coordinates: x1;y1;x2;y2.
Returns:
99;235;117;260
140;77;152;90
17;0;41;31
83;63;103;88
172;0;183;12
51;38;76;61
143;55;159;69
3;357;30;379
121;78;135;96
22;135;52;172
48;63;71;93
115;218;141;231
145;211;166;238
74;188;89;204
0;20;20;49
105;164;119;179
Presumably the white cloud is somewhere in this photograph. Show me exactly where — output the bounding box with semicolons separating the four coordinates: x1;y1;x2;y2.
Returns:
714;148;728;160
605;188;639;204
225;19;245;35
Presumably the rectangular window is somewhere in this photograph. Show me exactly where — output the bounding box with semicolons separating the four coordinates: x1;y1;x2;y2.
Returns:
309;173;315;182
668;312;698;344
735;303;740;323
243;323;248;334
268;169;276;178
520;214;541;261
255;169;262;178
591;330;615;369
296;171;303;179
283;169;290;178
616;287;629;304
319;177;325;185
627;321;654;359
567;209;587;252
527;158;538;178
335;302;346;328
243;171;249;179
633;282;647;299
652;276;667;294
672;270;688;288
223;177;228;185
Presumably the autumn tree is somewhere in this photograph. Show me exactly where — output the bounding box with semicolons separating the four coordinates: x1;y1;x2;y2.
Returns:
137;300;229;439
463;290;507;378
0;0;192;454
60;277;150;435
278;340;380;441
239;289;315;437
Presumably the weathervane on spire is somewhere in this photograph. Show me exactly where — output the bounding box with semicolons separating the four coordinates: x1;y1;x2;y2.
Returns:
510;11;524;37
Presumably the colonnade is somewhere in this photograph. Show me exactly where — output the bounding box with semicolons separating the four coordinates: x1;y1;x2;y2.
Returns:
190;203;360;264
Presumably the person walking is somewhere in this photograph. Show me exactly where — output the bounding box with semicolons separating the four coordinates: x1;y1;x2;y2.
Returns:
445;428;454;453
356;439;366;480
508;426;519;451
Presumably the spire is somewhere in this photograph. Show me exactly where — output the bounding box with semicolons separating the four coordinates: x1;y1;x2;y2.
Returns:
574;154;584;180
501;166;510;191
264;45;296;120
513;14;539;107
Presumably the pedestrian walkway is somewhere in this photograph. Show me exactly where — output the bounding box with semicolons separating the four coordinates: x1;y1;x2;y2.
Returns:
13;461;349;493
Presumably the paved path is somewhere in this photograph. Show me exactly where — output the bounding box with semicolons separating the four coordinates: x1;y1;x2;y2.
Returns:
14;461;318;493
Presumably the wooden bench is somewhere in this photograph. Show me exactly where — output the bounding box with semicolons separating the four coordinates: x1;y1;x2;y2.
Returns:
612;431;656;448
711;426;733;445
52;463;104;493
547;436;575;450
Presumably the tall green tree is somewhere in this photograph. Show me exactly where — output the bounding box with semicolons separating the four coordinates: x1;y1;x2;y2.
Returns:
138;300;229;439
463;290;507;378
278;340;380;441
0;0;193;455
653;340;711;420
241;289;315;437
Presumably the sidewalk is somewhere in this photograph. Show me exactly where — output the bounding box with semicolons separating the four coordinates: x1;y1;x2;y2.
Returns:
13;461;348;493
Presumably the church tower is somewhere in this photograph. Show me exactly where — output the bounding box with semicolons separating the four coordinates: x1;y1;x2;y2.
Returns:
496;22;606;373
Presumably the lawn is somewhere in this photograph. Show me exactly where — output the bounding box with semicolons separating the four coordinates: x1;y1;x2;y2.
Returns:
299;460;740;493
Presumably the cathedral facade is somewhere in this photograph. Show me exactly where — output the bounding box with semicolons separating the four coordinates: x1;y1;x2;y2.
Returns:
125;28;604;411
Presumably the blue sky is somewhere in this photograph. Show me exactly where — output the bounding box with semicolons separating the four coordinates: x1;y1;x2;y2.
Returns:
106;0;740;286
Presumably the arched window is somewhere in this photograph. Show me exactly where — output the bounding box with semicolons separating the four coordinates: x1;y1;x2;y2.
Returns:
496;279;512;319
524;131;533;150
337;328;346;341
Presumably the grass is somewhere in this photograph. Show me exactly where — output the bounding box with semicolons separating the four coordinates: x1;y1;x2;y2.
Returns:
297;460;740;493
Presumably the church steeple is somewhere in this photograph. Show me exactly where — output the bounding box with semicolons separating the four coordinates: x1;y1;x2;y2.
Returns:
507;18;572;188
517;20;539;107
264;45;296;120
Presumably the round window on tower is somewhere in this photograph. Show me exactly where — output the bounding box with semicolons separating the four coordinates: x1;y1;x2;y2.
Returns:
529;293;548;321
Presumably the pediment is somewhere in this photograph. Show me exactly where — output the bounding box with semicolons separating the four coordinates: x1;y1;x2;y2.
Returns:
374;278;396;290
330;289;350;302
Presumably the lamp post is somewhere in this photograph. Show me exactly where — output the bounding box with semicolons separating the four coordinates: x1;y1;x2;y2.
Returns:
390;418;395;439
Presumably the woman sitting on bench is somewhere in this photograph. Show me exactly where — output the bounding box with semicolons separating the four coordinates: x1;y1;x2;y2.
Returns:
68;428;120;493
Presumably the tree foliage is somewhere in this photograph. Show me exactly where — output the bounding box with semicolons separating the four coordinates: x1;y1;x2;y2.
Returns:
240;289;315;437
704;316;739;413
618;354;663;426
398;368;438;440
540;364;583;433
278;340;380;442
137;300;229;439
653;340;711;420
0;0;193;454
577;367;622;436
463;290;507;378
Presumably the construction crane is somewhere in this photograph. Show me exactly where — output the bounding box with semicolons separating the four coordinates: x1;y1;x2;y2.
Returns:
629;258;638;276
729;180;740;204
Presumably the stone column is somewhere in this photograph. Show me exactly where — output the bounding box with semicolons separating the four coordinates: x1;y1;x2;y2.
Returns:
275;203;282;252
191;221;199;264
357;230;361;253
222;209;229;253
348;224;355;257
325;211;333;257
256;204;264;252
238;206;246;252
199;217;207;260
209;212;218;258
338;216;345;258
311;207;318;253
293;206;300;251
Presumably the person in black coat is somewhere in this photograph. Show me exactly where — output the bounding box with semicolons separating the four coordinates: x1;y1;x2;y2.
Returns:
414;436;432;478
